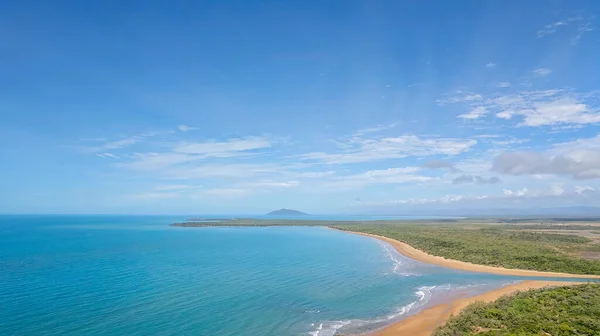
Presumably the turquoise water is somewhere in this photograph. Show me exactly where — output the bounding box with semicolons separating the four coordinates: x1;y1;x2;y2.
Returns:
0;216;594;336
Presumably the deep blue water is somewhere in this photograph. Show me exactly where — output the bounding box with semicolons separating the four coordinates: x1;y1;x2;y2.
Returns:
0;215;594;336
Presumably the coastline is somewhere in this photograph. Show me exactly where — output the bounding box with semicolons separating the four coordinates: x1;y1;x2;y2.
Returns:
341;230;600;279
366;280;584;336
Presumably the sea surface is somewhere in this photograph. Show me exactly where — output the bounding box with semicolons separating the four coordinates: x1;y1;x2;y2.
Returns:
0;215;591;336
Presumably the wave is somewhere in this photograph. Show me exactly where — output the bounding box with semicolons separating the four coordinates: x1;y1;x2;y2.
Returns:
378;241;421;276
308;285;436;335
308;320;351;336
307;280;518;335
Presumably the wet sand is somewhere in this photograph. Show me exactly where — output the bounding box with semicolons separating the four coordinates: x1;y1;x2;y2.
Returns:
368;280;584;336
347;231;600;279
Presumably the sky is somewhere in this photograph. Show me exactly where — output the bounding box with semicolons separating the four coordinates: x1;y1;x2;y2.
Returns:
1;0;600;214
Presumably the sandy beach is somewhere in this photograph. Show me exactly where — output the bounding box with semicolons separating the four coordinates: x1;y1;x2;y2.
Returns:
336;230;598;335
347;230;600;279
369;280;584;336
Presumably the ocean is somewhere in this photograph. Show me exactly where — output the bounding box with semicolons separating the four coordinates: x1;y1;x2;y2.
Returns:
0;215;587;336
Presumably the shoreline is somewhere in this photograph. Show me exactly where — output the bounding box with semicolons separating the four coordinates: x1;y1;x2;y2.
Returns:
341;229;600;279
365;280;584;336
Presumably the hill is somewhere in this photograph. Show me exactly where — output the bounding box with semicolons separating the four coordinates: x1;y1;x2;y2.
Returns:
265;209;308;216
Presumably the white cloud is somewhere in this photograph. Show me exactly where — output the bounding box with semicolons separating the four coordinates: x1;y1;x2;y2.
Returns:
485;62;496;68
96;153;119;159
353;122;398;136
89;136;141;152
178;125;199;132
490;138;529;146
119;152;196;170
445;89;600;127
83;131;165;152
537;17;582;37
533;68;553;76
572;21;595;44
242;180;300;189
356;185;600;212
452;175;501;185
493;135;600;180
575;186;596;194
175;136;271;154
523;98;599;126
326;167;433;189
497;82;511;88
537;16;594;44
115;135;274;173
299;135;477;164
166;163;280;179
458;106;487;120
502;188;529;197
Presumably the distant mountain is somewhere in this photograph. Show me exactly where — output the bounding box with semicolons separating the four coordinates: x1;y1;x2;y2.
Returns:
265;209;309;216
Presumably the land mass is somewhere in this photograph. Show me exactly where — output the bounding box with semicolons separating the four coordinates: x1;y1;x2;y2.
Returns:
172;218;600;276
172;218;600;334
369;281;592;336
432;283;600;336
265;209;308;216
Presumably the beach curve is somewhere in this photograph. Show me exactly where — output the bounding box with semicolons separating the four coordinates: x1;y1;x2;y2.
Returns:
341;230;600;279
367;280;585;336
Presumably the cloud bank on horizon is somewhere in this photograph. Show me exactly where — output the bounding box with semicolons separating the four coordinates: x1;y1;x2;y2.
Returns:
1;1;599;214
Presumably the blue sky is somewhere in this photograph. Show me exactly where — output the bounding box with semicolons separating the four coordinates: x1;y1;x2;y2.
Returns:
2;0;600;214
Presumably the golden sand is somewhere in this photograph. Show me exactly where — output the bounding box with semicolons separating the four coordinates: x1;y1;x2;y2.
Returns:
369;280;583;336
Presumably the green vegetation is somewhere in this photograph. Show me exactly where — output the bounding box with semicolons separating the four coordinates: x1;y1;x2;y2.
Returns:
433;284;600;336
498;224;600;231
333;224;600;275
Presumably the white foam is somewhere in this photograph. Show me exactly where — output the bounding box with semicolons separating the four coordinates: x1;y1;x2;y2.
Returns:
378;241;420;276
308;320;351;336
309;286;437;335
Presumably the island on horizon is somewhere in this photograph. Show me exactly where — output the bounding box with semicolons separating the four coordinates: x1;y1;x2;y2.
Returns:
265;209;309;216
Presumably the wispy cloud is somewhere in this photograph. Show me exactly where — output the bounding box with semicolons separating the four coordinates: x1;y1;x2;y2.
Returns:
458;106;487;120
174;136;271;155
485;62;496;68
536;16;595;45
353;122;398;136
444;88;600;127
96;153;119;159
353;186;600;211
533;68;552;76
178;125;199;132
452;175;501;185
325;167;433;190
537;16;583;37
572;21;595;44
298;135;477;164
83;131;167;153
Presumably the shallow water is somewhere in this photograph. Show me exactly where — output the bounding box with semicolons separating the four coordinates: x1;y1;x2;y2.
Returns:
0;215;592;336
